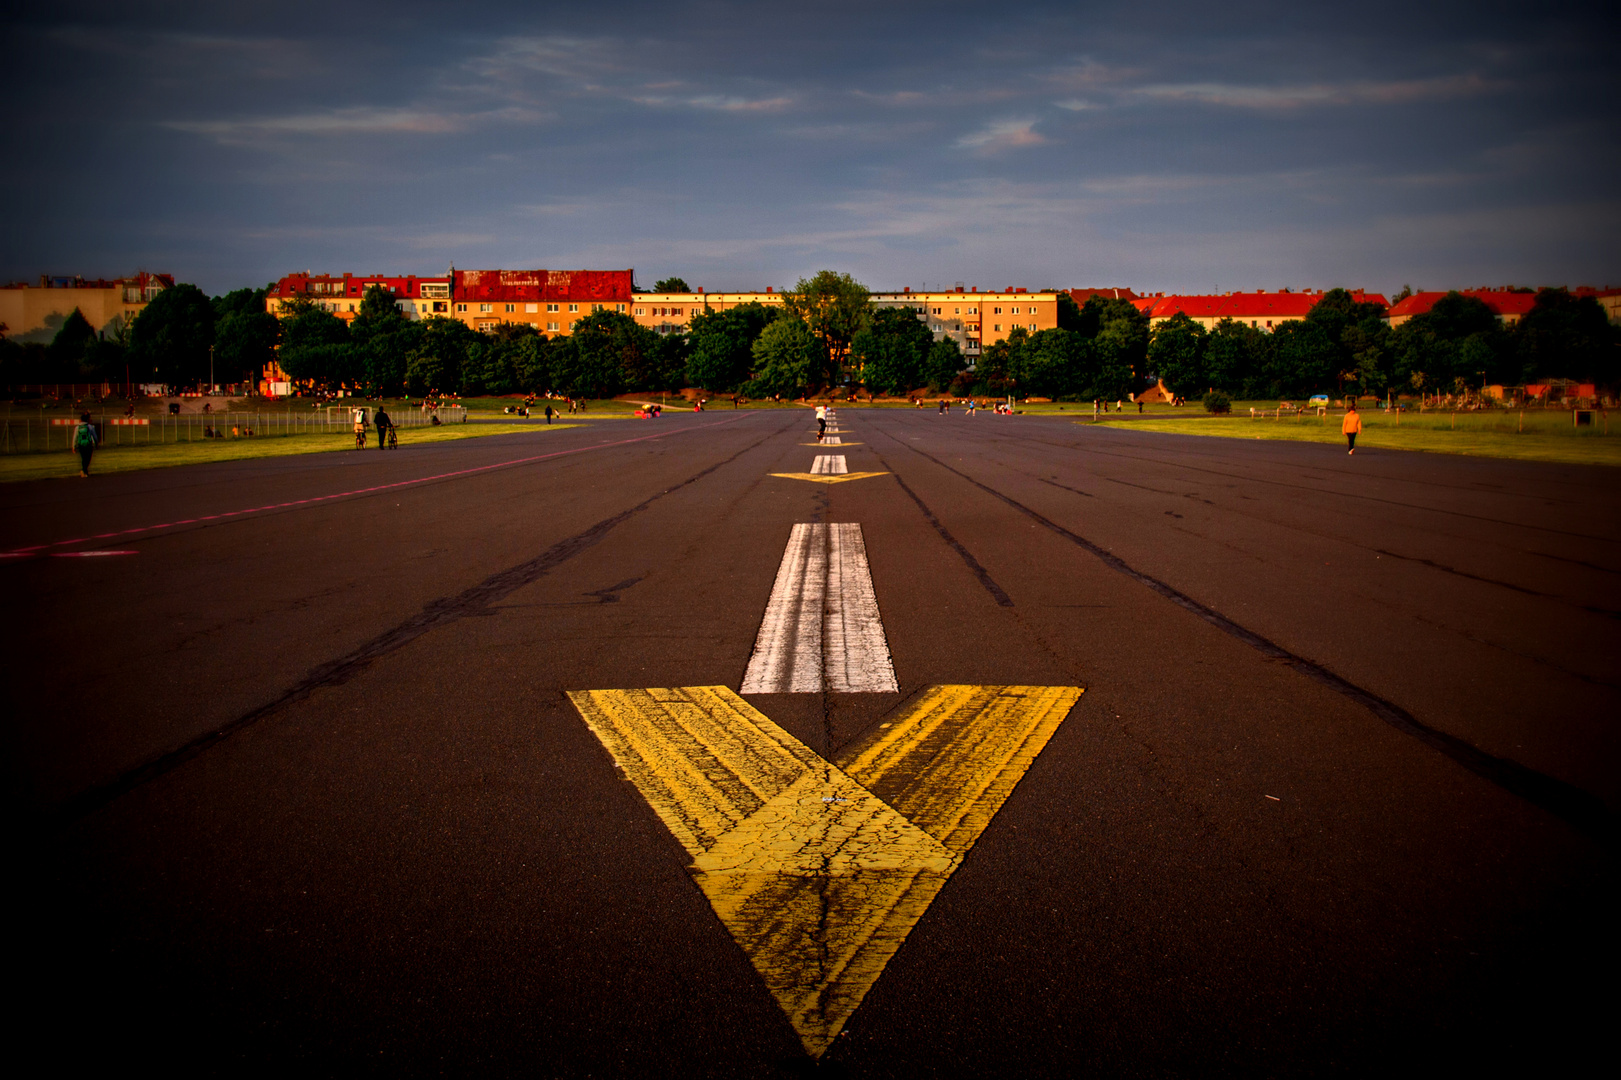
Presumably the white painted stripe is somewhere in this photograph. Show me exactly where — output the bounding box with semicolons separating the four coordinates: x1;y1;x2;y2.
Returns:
741;523;898;695
823;524;898;693
741;524;826;694
823;436;842;445
811;455;848;475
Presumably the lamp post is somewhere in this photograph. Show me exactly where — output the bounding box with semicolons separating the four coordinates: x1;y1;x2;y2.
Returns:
209;345;215;394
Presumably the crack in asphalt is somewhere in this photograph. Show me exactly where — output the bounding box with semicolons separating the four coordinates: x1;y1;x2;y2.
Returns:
44;419;789;830
889;429;1617;852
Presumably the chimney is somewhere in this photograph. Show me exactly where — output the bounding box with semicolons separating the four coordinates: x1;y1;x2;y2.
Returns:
766;286;773;293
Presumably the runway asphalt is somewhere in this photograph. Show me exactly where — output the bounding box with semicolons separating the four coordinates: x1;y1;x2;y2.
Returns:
5;408;1616;1075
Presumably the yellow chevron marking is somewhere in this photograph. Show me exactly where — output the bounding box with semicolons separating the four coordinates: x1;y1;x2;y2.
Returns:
769;471;889;485
566;683;1082;1057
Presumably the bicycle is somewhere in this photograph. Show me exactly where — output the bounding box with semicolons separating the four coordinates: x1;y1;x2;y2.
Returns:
384;425;397;449
354;425;367;449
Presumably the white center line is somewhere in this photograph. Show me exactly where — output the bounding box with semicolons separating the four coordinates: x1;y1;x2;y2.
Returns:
741;523;898;694
823;436;842;445
810;455;848;475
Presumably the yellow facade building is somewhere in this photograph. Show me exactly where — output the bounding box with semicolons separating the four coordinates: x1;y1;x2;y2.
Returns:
0;272;171;343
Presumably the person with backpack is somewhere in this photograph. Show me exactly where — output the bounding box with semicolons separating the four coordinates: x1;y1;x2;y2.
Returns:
72;412;98;477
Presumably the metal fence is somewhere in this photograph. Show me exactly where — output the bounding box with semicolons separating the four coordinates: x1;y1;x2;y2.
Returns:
0;405;467;455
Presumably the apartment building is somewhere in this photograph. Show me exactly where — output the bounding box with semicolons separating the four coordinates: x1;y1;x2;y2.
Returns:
451;269;633;333
0;271;172;342
628;288;783;336
870;286;1059;363
1386;288;1536;328
267;272;453;320
1139;290;1389;331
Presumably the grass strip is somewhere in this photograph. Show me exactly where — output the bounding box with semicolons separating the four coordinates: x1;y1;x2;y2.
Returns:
1086;414;1621;467
1;423;579;484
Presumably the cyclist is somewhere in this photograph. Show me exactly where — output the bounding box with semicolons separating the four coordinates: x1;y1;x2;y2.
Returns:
353;408;367;449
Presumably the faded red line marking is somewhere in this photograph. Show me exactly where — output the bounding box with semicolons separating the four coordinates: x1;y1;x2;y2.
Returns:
53;551;139;557
6;420;739;556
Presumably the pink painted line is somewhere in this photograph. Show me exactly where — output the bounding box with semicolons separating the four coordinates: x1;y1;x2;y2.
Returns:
7;419;740;556
53;551;139;557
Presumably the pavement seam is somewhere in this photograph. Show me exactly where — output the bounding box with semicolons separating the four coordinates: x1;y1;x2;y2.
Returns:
883;426;1618;852
42;417;792;831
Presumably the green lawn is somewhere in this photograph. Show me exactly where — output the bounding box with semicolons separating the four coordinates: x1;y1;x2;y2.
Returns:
1082;408;1620;467
0;423;579;483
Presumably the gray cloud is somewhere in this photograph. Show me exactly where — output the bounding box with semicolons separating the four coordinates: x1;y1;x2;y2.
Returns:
2;1;1617;294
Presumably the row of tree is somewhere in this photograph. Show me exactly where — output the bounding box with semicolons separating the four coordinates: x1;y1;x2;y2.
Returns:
1146;287;1618;401
3;272;1614;401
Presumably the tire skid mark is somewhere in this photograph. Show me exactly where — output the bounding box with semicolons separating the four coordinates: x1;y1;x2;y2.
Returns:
889;429;1618;852
44;420;789;830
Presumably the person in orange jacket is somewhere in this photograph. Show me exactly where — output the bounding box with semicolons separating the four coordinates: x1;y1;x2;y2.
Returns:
1343;400;1362;454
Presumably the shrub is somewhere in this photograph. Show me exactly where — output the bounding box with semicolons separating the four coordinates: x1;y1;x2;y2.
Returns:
1202;390;1232;414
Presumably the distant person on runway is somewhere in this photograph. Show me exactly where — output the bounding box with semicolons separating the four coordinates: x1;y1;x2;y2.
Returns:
816;404;827;439
72;412;97;477
373;406;392;450
544;403;554;424
1343;401;1362;454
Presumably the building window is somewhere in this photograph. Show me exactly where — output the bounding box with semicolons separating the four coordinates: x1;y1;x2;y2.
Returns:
954;307;960;314
432;302;447;313
969;307;977;315
994;324;1001;332
993;306;1002;315
421;283;449;299
617;303;626;312
568;303;578;313
1011;307;1020;314
479;303;493;313
505;303;516;313
547;322;559;331
525;303;537;313
348;303;356;312
1028;323;1036;331
635;308;644;316
547;303;559;312
932;307;941;315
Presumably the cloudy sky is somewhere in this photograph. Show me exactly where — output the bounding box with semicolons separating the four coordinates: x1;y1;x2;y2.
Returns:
3;1;1617;297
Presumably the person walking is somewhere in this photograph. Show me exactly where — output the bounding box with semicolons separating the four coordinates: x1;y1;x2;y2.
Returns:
72;411;98;477
373;405;392;450
544;403;554;424
1343;400;1362;454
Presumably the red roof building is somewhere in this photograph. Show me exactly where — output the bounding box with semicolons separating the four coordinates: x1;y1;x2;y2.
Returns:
267;272;453;321
1068;287;1140;304
451;269;634;334
1141;290;1389;331
1386;289;1537;327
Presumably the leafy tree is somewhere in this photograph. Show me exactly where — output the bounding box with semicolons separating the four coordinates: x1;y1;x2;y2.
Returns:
1512;288;1617;386
563;311;663;397
1016;328;1091;399
1266;321;1338;397
1148;313;1208;398
1206;318;1265;395
128;283;216;387
48;308;98;378
923;336;965;392
351;284;409;341
780;271;868;386
647;332;691;393
686;302;774;392
1387;292;1510;395
652;277;691;293
851;307;933;394
403;316;479;396
1090;319;1141;401
746;317;824;398
1054;291;1085;332
213;288;280;385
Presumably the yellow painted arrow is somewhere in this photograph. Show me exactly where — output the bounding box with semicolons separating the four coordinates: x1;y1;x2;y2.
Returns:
769;471;888;485
566;683;1083;1056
